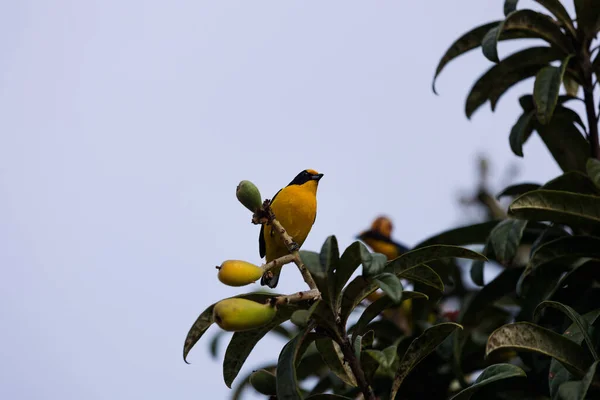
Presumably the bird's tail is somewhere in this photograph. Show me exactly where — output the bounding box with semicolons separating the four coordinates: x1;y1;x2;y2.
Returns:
260;271;279;289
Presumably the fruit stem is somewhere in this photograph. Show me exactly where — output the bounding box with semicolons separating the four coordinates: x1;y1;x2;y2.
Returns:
261;254;296;274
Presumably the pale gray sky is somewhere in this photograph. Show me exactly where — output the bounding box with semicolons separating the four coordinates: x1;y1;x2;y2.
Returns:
1;1;571;399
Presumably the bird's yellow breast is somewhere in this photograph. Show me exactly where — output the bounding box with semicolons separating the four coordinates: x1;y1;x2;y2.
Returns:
361;237;399;260
264;182;318;261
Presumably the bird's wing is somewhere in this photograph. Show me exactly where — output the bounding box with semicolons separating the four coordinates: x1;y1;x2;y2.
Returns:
392;240;411;254
259;188;283;258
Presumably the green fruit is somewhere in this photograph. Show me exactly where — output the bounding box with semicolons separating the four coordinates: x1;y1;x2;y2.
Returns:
213;298;276;332
236;180;262;213
217;260;263;287
249;369;277;395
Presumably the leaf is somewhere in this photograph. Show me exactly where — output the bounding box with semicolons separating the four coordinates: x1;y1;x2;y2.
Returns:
339;277;379;326
574;0;600;39
362;252;388;278
209;331;226;359
397;263;445;292
534;56;573;124
334;241;372;305
550;309;600;398
466;46;564;118
486;322;593;376
277;327;313;400
183;292;277;363
534;111;590;173
300;250;329;303
415;221;501;247
510;110;536;156
433;21;501;94
543;171;600;195
373;272;403;303
352;291;428;342
387;245;486;275
449;363;527;400
557;360;599;400
587;158;600;190
508;190;600;226
534;301;599;361
497;183;541;199
223;309;294;387
527;235;600;275
482;10;573;63
470;242;491;286
320;236;339;302
390;323;463;398
489;218;528;266
505;1;577;36
315;338;357;387
305;395;353;400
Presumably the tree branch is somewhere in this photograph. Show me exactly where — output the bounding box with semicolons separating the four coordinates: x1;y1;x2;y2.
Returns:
270;289;321;306
338;337;377;400
261;254;296;274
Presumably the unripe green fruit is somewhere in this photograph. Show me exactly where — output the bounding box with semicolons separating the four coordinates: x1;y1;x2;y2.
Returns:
249;369;277;395
213;298;276;332
217;260;263;287
236;180;262;213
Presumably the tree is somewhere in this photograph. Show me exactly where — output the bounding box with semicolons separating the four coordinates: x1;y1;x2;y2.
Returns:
184;1;600;398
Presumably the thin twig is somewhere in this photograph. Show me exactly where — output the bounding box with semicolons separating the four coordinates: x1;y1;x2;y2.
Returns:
338;336;377;400
270;289;321;306
261;254;296;274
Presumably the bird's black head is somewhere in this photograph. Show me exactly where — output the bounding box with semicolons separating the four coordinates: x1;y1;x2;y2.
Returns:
288;169;324;186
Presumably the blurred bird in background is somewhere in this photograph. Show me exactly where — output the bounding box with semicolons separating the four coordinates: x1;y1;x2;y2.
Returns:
356;216;411;261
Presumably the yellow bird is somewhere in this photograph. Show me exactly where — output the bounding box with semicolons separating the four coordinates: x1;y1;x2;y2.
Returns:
259;169;324;288
357;216;410;261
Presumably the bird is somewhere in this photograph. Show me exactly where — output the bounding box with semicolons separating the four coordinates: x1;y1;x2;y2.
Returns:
356;216;410;261
259;169;324;288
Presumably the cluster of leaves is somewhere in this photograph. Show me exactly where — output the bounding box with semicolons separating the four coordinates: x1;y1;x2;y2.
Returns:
184;1;600;399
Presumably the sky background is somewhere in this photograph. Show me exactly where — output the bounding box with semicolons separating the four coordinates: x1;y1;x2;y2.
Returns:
0;1;578;399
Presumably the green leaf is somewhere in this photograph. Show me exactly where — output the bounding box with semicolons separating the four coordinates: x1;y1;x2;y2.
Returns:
305;395;353;400
528;235;600;275
339;276;379;326
373;272;403;302
390;323;463;398
497;183;541;199
315;338;357;387
482;10;574;63
320;236;339;303
557;360;599;400
534;110;590;173
508;190;600;226
486;322;594;376
543;171;600;195
505;1;576;36
277;327;313;400
550;309;600;398
489;218;528;266
362;252;388;278
449;363;527;400
415;221;501;247
470;242;491;286
534;56;573;124
587;158;600;190
183;292;278;363
574;0;600;39
433;21;501;94
466;46;563;118
397;263;445;292
334;241;372;305
509;110;536;156
352;291;428;342
300;250;329;302
223;309;294;387
387;245;486;275
534;301;599;361
209;331;226;359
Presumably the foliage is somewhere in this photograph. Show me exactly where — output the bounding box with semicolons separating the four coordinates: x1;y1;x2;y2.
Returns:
184;1;600;399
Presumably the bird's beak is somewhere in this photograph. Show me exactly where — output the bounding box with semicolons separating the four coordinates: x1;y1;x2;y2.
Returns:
312;173;324;181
